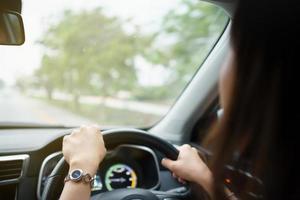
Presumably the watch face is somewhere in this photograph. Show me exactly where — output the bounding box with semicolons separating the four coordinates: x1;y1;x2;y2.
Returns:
70;169;83;181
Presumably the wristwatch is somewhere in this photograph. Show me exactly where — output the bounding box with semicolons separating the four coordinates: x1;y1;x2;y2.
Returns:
64;169;94;187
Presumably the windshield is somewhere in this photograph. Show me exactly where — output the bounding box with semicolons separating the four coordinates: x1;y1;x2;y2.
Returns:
0;0;228;127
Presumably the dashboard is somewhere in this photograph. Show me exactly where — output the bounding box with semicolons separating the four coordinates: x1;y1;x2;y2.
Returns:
0;128;187;200
0;128;264;200
37;145;163;199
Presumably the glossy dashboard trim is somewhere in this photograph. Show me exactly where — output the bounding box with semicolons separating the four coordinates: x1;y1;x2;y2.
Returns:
36;151;62;200
118;144;161;191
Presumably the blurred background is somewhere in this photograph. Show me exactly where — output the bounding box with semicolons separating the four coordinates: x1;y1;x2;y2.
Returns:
0;0;228;127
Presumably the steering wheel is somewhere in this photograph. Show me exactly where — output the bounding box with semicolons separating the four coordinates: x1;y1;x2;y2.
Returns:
41;128;191;200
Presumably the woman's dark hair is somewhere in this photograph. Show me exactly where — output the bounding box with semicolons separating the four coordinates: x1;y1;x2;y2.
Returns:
204;0;299;199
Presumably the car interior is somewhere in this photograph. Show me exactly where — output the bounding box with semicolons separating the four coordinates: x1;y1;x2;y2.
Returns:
0;0;264;199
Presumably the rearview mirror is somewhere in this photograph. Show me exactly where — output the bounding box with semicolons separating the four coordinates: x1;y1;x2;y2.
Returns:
0;10;25;45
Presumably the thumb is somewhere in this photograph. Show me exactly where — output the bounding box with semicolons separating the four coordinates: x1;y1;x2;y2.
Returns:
161;158;176;171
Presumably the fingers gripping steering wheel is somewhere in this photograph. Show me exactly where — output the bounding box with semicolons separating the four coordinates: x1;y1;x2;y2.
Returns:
41;129;191;200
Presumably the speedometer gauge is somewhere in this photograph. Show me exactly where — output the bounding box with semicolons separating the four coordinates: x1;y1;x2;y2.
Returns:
105;164;137;191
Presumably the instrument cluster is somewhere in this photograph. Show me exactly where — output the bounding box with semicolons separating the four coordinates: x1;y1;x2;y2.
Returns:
37;145;160;199
91;145;160;195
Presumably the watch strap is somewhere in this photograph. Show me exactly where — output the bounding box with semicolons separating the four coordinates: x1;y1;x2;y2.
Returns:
64;172;94;187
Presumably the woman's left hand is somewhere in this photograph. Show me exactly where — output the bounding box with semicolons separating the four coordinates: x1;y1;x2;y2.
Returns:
62;125;106;176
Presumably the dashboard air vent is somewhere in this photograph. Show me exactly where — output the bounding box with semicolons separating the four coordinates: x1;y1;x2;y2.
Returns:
0;155;29;183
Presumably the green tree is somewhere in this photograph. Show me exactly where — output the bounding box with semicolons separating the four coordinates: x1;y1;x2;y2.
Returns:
141;0;228;100
15;76;34;94
37;9;148;106
34;55;59;99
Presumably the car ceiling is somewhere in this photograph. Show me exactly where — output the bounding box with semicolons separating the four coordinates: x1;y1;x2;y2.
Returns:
204;0;236;17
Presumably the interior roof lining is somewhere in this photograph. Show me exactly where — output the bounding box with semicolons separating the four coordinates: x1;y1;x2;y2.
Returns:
203;0;236;17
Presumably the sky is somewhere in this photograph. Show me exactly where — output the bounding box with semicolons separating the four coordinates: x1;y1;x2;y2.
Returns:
0;0;180;85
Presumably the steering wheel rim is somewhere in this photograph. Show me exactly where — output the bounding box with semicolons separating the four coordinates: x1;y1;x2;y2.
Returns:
41;128;190;200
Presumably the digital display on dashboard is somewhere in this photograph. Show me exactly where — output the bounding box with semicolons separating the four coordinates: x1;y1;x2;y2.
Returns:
91;163;138;192
89;145;160;196
105;163;137;191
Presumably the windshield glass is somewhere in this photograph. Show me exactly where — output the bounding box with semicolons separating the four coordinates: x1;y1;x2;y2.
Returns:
0;0;228;127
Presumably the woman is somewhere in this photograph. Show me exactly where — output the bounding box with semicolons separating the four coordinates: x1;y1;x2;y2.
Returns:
60;0;298;199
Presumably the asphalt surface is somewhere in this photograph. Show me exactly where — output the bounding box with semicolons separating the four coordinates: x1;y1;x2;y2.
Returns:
0;88;95;126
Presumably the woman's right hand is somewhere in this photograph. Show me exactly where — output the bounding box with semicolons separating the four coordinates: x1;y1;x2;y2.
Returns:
161;144;213;195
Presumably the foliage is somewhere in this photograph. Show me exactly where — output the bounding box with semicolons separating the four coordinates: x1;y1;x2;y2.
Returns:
142;0;228;98
36;9;150;103
25;0;228;105
40;97;159;127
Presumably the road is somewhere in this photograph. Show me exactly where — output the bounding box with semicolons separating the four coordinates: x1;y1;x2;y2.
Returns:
0;88;95;126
